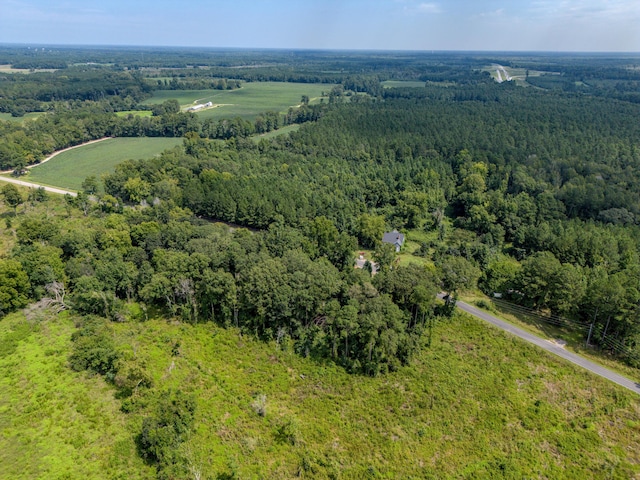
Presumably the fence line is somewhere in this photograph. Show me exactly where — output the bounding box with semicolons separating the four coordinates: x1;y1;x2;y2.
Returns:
488;297;640;366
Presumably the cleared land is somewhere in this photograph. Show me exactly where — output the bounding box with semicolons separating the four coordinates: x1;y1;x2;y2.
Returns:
0;312;154;479
381;80;426;88
0;112;44;123
252;123;301;142
0;64;57;74
1;309;639;479
142;82;332;120
21;137;182;191
482;64;562;87
115;110;152;118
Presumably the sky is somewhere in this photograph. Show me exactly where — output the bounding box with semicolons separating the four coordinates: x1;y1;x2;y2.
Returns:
0;0;639;52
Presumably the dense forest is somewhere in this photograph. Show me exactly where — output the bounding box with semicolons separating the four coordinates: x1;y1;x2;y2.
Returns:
2;45;640;476
2;47;640;365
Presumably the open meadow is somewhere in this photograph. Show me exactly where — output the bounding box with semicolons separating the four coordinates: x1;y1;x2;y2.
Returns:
381;80;426;88
0;112;44;123
1;306;639;479
115;110;153;118
142;81;332;120
20;137;182;191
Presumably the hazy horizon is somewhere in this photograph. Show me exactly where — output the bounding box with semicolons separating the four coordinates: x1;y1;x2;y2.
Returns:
2;42;640;56
1;1;639;53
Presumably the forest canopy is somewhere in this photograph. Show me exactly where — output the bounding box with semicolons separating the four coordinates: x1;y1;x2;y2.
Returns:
2;46;640;371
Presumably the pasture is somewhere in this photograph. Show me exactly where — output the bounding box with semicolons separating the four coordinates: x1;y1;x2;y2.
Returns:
142;81;332;121
23;137;182;191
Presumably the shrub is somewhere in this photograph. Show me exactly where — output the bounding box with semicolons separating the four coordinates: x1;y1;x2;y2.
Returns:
68;316;120;378
251;393;267;417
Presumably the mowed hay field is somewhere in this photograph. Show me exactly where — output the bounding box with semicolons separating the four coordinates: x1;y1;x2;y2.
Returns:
142;81;332;121
23;137;182;191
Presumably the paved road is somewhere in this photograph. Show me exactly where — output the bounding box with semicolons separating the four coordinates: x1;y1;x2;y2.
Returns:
440;294;640;395
0;176;77;196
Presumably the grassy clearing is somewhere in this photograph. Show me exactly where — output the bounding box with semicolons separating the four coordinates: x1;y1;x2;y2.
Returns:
0;312;154;480
3;308;639;478
115;110;152;118
0;65;57;74
133;314;640;479
0;112;44;123
252;123;301;142
142;82;332;120
21;137;182;191
381;80;426;88
396;228;439;267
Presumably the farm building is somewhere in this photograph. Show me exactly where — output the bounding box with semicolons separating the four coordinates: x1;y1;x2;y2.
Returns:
188;102;213;112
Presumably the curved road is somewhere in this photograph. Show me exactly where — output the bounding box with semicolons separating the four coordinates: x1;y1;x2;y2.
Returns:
0;176;77;196
440;294;640;395
0;138;113;196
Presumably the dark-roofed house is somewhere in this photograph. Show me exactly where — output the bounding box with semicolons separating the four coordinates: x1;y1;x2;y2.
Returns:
382;230;405;252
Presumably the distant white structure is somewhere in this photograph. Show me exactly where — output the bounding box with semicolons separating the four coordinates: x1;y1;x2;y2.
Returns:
188;101;213;112
495;65;512;83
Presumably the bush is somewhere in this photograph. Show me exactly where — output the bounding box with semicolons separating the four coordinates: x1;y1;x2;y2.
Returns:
475;299;495;312
275;415;301;446
137;390;196;470
69;317;120;378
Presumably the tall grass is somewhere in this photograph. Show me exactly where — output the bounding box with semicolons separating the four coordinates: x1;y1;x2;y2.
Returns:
2;305;639;478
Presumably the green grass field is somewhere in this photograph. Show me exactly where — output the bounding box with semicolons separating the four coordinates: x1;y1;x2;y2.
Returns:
252;123;301;142
0;312;154;479
1;307;639;479
142;82;332;121
115;110;152;118
22;137;182;191
381;80;426;88
0;112;44;123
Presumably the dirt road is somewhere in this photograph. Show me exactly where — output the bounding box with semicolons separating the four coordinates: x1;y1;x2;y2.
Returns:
0;176;77;196
0;137;113;196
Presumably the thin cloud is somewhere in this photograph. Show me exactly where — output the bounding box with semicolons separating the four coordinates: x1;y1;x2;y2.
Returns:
0;0;143;29
529;0;640;21
477;8;505;18
417;3;441;13
401;1;442;15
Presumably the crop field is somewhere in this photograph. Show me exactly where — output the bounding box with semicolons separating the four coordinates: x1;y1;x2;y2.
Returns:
22;137;182;191
1;308;639;479
142;81;332;120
